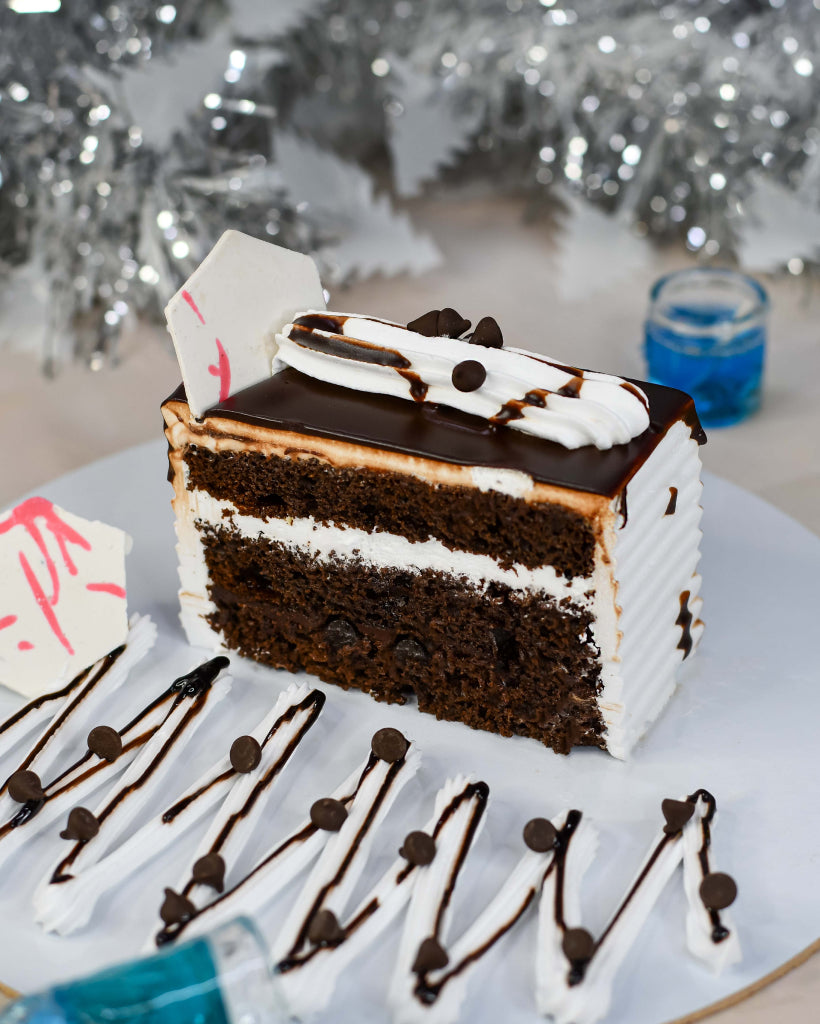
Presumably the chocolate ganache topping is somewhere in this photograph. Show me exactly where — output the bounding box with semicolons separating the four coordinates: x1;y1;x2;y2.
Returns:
172;365;704;502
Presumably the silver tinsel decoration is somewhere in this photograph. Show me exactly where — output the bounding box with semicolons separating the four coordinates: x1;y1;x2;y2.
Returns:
1;0;819;367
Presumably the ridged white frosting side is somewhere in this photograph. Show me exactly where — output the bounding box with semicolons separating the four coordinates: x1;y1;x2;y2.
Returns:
275;312;650;450
598;420;705;758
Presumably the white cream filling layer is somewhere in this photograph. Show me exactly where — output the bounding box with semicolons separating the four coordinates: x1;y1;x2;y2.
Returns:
181;490;597;603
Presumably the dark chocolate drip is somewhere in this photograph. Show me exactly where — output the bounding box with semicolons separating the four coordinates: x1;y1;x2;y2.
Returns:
621;381;650;413
566;790;719;986
161;768;234;824
174;367;704;500
676;591;694;659
177;690;325;897
7;796;46;829
524;389;548;408
170;656;229;701
684;405;708;445
278;778;489;978
490;400;526;426
0;663;90;739
0;646;125;795
687;789;728;942
48;660;227;884
155;817;323;947
293;314;349;335
398;370;429;403
288;323;411;370
616;487;628;529
412;793;558;1005
431;781;489;938
414;889;537;1005
556;377;584;399
665;487;678;516
278;752;407;970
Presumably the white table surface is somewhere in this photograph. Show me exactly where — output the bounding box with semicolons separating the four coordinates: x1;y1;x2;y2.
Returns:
1;196;818;1021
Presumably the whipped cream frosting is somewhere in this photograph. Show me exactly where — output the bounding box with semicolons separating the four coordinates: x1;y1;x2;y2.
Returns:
536;792;738;1024
0;616;156;868
35;682;323;937
274;312;650;450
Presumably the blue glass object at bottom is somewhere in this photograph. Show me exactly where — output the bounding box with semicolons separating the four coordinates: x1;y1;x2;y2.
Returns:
645;302;765;427
0;937;229;1024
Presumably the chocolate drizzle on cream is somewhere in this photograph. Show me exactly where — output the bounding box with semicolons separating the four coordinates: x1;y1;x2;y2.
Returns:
0;617;157;858
35;682;323;938
277;311;651;450
536;791;738;1024
160;688;325;931
47;656;229;885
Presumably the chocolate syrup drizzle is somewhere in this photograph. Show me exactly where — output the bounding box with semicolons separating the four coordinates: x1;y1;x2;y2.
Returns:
174;690;324;899
277;751;411;972
552;790;725;987
0;647;125;797
676;590;695;659
277;778;489;986
153;737;391;942
46;657;228;882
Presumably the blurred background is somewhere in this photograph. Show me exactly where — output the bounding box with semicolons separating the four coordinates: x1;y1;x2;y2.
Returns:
0;1;819;1018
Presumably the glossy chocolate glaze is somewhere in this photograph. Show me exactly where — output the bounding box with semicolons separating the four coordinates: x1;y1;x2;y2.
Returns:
166;366;705;500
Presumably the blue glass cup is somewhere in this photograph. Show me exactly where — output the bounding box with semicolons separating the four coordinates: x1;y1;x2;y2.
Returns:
644;268;768;426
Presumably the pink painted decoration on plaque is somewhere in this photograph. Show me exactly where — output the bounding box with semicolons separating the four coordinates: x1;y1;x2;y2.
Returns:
0;498;130;699
166;231;326;418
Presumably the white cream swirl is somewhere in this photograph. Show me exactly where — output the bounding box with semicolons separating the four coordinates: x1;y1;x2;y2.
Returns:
274;312;650;450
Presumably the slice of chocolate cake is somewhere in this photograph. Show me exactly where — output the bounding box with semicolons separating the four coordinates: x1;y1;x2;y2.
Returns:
162;234;705;758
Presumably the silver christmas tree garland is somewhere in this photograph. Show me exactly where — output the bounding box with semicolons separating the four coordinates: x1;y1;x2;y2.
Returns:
1;0;818;366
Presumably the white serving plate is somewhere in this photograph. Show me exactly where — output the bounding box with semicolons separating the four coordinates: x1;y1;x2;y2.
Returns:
0;440;818;1024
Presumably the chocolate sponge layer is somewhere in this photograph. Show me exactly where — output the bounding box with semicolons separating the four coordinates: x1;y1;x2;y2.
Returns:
184;446;596;578
200;525;606;754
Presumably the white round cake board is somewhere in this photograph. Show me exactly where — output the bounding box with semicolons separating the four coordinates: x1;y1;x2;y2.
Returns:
0;440;818;1024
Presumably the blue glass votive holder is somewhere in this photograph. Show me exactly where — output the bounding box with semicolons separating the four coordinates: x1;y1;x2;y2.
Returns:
644;268;768;426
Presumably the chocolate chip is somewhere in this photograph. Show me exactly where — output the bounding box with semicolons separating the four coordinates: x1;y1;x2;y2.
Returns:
310;797;348;831
699;872;737;910
230;735;262;774
469;316;504;349
400;830;436;866
451;359;486;393
407;310;441;336
492;627;518;669
307;908;345;946
371;727;408;763
408;309;471;338
60;806;100;841
323;617;359;649
662;798;695;835
87;725;122;763
192;852;226;893
523;817;557;852
412;936;449;974
7;769;44;803
159;887;196;926
394;637;428;663
562;927;595;964
437;307;471;338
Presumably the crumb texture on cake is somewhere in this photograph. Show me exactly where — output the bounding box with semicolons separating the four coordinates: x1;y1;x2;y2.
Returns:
199;524;605;755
